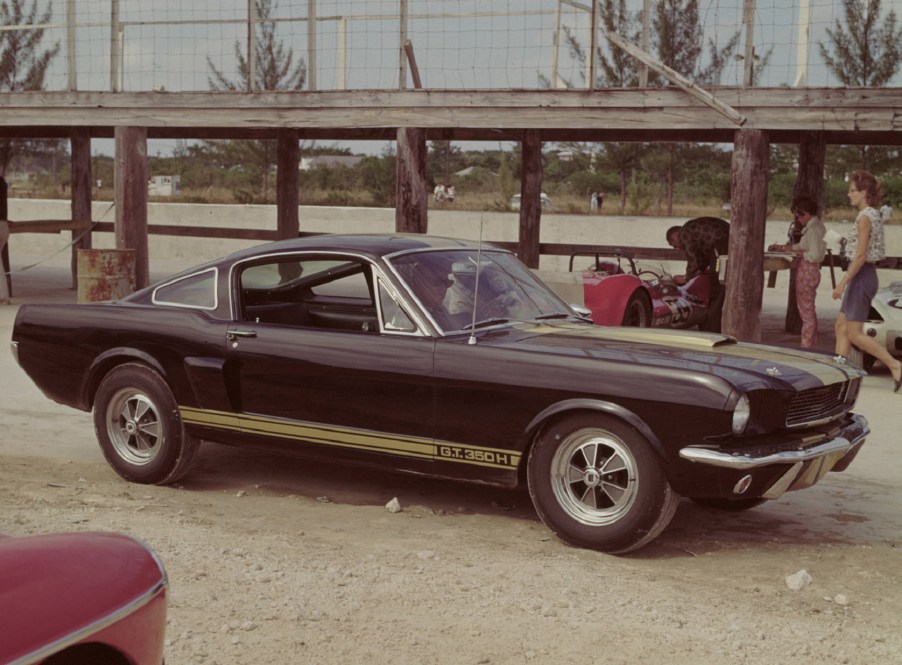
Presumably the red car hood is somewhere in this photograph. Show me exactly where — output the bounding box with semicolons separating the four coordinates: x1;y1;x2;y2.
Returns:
0;532;167;664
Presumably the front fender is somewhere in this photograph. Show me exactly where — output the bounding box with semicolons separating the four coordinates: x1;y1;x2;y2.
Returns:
523;398;666;460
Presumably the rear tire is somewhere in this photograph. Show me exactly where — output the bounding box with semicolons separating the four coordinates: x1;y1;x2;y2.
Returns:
621;290;652;327
527;414;678;554
93;363;198;485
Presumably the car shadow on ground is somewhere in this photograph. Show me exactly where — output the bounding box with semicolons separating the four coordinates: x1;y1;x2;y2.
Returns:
173;441;864;559
178;442;538;522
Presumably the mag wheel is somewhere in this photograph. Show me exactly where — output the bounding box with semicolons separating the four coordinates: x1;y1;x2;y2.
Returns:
93;363;198;484
527;414;678;554
621;291;652;327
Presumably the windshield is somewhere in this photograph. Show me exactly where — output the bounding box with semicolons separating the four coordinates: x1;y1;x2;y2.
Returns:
389;249;574;332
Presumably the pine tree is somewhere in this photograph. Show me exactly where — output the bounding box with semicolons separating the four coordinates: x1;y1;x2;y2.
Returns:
0;0;60;176
819;0;901;169
818;0;901;87
206;0;306;200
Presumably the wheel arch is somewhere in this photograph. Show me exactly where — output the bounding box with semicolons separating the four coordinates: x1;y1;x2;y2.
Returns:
518;398;665;482
582;274;645;326
82;349;168;410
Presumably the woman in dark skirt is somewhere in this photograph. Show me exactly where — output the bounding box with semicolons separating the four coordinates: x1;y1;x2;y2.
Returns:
832;170;902;392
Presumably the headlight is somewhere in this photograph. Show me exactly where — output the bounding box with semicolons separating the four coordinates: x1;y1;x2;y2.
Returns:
732;393;750;435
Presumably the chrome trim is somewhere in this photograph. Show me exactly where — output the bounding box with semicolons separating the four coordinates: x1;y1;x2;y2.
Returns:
761;462;804;499
151;266;219;311
10;535;167;665
679;427;869;470
227;249;434;337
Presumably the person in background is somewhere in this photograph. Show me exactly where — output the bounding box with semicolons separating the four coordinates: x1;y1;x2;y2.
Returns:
769;195;826;348
880;201;893;222
666;216;730;332
832;170;902;392
590;191;598;212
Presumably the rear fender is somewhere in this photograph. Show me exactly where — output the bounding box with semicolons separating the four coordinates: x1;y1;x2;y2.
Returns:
82;348;168;409
582;274;644;326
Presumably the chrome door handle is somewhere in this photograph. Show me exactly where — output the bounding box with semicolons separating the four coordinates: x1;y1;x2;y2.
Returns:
227;329;257;340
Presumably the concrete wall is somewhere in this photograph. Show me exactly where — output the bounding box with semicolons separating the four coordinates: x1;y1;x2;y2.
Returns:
8;199;900;280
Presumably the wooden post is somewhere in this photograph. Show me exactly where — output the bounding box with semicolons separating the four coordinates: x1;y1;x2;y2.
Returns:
785;130;827;333
395;127;427;233
0;177;10;297
724;128;769;341
518;129;542;269
276;129;300;239
114;126;148;289
70;129;93;287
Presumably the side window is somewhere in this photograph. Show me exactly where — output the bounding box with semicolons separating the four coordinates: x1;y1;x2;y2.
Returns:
378;282;416;332
239;257;377;333
153;268;217;309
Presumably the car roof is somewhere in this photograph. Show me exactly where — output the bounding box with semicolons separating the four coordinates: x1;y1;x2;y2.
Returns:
224;233;493;263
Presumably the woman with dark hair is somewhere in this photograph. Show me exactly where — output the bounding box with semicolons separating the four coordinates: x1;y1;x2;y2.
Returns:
833;170;902;392
771;195;826;348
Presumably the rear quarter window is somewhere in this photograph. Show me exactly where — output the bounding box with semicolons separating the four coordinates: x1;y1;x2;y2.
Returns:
152;268;218;310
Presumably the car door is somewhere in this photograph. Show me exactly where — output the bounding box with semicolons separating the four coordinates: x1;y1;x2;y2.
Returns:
225;253;436;474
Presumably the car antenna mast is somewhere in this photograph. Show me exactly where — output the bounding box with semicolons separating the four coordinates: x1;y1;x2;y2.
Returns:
467;212;486;346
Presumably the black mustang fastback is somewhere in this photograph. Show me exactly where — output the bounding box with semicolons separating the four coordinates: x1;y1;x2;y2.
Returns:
11;234;869;553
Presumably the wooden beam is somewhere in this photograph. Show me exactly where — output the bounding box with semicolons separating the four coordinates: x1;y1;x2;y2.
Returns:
724;128;769;342
518;129;542;269
395;127;427;233
0;89;899;136
70;129;93;286
114;126;148;289
276;128;300;240
604;31;746;126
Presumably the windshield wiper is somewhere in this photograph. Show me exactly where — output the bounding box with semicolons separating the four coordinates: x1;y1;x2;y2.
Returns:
536;313;591;322
460;318;511;331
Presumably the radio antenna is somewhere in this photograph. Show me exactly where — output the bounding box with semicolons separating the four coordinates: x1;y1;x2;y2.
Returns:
467;212;486;345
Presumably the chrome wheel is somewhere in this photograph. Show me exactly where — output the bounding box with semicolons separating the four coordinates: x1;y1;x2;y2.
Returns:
105;388;163;466
549;428;639;526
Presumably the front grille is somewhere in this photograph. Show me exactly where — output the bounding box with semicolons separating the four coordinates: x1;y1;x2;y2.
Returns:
786;381;851;427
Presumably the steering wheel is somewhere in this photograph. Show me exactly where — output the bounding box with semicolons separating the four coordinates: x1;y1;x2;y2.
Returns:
637;269;662;280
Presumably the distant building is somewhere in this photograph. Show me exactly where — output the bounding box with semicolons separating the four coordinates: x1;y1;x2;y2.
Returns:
148;175;181;196
299;155;364;171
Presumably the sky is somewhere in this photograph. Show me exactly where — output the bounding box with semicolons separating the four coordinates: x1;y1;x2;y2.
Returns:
28;0;902;157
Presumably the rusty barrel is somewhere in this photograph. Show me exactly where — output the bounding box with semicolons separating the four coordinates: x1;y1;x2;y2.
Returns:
77;249;136;303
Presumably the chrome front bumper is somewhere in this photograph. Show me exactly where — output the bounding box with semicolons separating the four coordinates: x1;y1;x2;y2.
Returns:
679;414;869;499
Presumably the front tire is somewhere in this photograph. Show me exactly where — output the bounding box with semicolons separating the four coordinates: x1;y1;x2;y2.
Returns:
527;414;678;554
93;363;198;484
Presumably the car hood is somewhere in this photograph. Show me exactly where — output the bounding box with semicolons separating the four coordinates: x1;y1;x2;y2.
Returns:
487;322;861;392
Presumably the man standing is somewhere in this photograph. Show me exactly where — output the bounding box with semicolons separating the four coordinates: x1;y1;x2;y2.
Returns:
666;216;730;332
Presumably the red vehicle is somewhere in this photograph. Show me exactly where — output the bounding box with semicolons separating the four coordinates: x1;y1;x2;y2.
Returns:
568;251;713;329
0;532;167;665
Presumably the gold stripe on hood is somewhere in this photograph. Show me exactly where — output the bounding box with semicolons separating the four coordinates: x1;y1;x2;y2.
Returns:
524;323;735;348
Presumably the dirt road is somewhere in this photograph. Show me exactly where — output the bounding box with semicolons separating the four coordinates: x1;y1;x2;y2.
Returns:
2;259;901;665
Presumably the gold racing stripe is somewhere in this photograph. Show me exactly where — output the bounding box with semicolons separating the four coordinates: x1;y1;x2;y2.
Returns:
522;324;845;386
179;406;520;470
